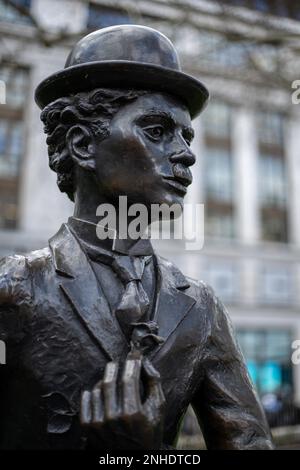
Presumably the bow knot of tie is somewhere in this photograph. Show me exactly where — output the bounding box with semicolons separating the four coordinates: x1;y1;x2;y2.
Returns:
130;321;164;355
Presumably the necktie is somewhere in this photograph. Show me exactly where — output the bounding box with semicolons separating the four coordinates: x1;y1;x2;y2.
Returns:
111;255;150;337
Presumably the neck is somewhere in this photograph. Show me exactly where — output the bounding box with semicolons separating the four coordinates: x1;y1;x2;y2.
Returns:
73;171;149;240
73;182;109;226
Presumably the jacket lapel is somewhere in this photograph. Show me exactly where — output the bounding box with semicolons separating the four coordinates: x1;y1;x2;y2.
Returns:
49;224;128;362
151;255;196;356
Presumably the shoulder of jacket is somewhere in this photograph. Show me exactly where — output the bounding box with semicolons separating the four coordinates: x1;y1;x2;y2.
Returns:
186;275;231;326
155;254;216;300
0;247;51;306
185;275;215;302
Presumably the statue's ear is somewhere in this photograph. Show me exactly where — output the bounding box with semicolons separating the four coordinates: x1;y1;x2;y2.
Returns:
66;125;96;171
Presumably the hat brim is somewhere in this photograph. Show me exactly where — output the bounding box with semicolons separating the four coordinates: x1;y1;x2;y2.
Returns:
34;61;209;119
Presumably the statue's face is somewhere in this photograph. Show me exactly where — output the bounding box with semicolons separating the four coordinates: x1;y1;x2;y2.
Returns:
92;92;195;210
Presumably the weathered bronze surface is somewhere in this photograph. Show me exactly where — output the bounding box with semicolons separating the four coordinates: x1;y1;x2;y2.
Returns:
0;25;273;450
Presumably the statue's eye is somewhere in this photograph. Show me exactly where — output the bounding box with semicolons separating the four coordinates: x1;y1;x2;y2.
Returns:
143;125;164;141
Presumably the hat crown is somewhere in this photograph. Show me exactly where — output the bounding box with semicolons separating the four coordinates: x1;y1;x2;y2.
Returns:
65;24;181;71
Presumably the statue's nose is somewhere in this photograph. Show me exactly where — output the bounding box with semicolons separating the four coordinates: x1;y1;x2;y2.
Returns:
169;149;196;167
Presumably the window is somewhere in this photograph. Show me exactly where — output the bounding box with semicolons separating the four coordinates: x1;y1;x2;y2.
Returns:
253;0;269;12
0;120;23;177
202;101;235;238
274;0;289;17
0;65;28;229
290;3;300;21
237;330;293;396
0;65;28;108
275;1;300;19
259;265;294;305
257;111;284;148
196;32;252;70
0;0;31;24
205;148;233;202
260;154;286;207
261;206;288;242
87;3;130;30
257;112;288;243
204;261;238;302
202;101;231;139
205;209;235;238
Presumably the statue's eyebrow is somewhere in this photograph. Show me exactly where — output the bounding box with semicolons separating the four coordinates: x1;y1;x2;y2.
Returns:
136;110;194;141
135;110;176;127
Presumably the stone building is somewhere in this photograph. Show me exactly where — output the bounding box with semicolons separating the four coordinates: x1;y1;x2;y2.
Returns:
0;0;300;409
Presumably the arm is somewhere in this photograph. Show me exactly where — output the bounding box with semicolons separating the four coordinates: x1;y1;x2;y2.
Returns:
0;254;30;369
0;255;27;445
192;287;274;450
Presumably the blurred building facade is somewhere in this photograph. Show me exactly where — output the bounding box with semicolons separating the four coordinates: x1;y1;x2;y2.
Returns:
0;0;300;409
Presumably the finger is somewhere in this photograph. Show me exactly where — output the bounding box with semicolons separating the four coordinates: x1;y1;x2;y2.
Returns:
80;390;92;425
91;380;104;424
143;358;165;412
143;357;160;381
103;361;119;421
127;349;142;361
122;358;142;416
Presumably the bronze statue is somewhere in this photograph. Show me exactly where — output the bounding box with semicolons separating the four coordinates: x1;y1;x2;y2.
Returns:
0;25;273;450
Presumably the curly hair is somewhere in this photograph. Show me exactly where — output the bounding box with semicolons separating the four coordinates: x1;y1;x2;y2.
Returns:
40;88;149;201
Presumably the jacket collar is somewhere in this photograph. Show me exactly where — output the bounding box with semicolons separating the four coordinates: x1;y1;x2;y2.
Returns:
49;224;196;360
68;216;154;256
49;223;128;361
150;255;196;357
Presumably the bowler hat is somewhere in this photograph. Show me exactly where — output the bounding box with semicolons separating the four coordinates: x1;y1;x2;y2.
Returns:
35;25;209;118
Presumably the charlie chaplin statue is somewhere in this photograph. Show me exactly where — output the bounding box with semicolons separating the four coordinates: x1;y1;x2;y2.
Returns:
0;25;273;450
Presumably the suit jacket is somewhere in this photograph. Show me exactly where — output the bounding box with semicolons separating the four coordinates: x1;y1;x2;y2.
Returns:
0;223;273;449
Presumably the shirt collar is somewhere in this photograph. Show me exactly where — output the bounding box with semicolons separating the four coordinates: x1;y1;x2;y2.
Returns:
68;217;154;257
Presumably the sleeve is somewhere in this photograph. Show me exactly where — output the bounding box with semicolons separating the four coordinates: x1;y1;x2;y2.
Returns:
191;286;274;450
0;254;31;350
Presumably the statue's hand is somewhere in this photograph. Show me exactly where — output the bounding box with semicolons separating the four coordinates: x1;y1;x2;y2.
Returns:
80;352;166;450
